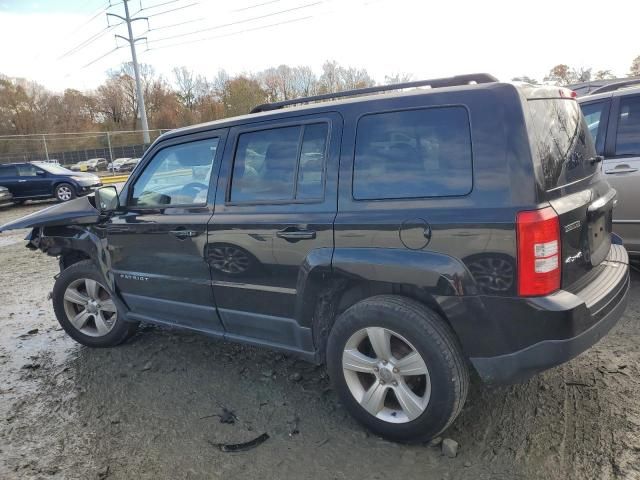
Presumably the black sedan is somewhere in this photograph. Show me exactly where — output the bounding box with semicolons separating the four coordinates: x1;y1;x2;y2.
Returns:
0;162;102;202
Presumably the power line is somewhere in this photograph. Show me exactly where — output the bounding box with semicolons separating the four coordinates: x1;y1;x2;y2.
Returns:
64;1;111;39
147;0;323;45
133;0;185;14
82;46;123;68
232;0;283;12
144;1;198;18
58;22;123;60
146;15;312;51
143;16;205;33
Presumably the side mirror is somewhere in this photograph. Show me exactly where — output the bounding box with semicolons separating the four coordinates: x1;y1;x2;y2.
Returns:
36;170;46;176
94;186;119;213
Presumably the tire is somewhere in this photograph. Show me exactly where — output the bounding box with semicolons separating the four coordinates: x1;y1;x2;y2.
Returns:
326;295;468;443
55;183;76;202
52;260;138;347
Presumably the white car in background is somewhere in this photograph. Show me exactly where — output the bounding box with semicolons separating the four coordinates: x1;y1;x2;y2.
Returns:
114;158;141;172
108;158;132;172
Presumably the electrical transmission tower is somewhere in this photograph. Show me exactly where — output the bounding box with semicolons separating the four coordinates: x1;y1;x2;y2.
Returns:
107;0;150;144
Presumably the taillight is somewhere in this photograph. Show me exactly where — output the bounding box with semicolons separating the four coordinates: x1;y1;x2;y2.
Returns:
516;207;561;296
559;89;578;99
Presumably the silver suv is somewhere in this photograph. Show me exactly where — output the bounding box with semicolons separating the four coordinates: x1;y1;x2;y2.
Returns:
577;80;640;257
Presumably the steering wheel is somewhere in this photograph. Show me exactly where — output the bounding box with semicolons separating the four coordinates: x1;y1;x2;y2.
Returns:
180;182;208;199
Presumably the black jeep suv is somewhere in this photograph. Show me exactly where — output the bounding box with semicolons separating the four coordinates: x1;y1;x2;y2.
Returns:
0;74;630;443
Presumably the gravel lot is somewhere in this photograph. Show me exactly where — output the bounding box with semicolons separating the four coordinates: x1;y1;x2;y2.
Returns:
1;201;639;480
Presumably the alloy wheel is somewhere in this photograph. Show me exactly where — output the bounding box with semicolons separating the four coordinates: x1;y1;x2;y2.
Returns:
342;327;431;423
57;185;73;201
209;246;251;274
468;257;514;293
63;278;117;337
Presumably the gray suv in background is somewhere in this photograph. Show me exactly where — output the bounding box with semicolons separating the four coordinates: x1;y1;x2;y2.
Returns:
577;80;640;257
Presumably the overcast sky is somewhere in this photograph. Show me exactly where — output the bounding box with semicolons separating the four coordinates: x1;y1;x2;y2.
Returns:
1;0;638;92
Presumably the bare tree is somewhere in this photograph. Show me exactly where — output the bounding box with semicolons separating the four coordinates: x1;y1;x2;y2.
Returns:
293;66;318;97
173;66;198;111
594;70;615;80
512;76;538;85
384;73;413;84
319;60;343;93
629;55;640;77
341;67;375;90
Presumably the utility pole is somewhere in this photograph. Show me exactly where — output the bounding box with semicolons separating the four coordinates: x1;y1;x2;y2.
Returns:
42;134;49;161
108;0;150;144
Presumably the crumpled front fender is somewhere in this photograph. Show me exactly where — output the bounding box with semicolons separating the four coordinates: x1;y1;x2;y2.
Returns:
0;196;100;232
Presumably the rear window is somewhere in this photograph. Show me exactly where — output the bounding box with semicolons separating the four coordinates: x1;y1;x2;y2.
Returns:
528;98;597;191
353;107;473;200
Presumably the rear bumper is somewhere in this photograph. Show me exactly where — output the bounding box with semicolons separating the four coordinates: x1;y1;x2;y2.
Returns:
468;245;629;384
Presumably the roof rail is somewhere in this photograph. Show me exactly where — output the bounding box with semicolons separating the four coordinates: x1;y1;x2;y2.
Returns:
589;77;640;95
250;73;498;113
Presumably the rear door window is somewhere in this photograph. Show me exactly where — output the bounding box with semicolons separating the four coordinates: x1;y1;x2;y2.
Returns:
352;107;473;200
580;101;608;155
230;123;328;203
528;98;597;191
615;95;640;156
0;165;17;177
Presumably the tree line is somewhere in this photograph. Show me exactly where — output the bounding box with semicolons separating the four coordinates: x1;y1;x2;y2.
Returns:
2;53;639;138
514;54;640;86
0;60;412;137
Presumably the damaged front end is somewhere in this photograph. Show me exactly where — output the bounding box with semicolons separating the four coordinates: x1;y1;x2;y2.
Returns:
0;196;101;233
0;196;106;271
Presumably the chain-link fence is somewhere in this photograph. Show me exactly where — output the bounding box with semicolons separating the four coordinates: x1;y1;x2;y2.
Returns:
0;130;171;168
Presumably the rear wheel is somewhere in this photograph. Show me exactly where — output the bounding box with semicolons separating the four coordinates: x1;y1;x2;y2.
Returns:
55;183;76;202
326;295;468;443
52;260;138;347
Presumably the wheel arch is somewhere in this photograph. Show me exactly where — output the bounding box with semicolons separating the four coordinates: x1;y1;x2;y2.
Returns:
29;225;113;288
297;247;478;363
52;180;77;197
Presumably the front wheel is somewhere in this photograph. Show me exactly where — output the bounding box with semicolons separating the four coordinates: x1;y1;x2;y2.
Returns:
326;295;468;443
52;260;138;347
55;183;76;202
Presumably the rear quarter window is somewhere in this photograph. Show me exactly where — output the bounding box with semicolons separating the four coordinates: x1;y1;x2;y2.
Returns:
528;98;597;191
353;106;473;200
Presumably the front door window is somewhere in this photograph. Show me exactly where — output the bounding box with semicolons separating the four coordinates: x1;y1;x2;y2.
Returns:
131;138;219;207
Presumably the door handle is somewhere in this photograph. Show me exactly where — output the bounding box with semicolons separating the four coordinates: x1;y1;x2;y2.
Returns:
276;227;317;241
170;229;199;239
18;180;27;183
605;164;638;174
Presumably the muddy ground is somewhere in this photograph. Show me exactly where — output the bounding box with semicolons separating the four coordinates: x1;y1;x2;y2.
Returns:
1;202;640;480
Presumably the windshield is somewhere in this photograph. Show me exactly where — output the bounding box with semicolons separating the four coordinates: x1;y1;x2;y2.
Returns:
37;164;73;175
